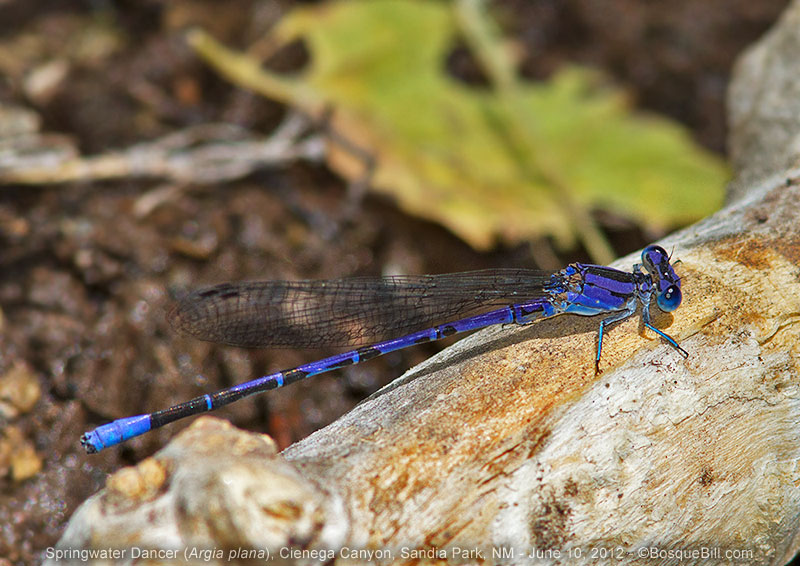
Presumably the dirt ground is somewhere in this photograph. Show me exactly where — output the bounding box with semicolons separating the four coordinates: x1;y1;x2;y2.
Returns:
0;1;790;563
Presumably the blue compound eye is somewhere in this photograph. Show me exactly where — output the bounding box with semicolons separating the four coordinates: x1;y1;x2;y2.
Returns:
642;245;668;271
657;284;682;312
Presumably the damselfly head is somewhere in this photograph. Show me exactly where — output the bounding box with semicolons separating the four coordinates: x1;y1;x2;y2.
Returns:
642;245;682;312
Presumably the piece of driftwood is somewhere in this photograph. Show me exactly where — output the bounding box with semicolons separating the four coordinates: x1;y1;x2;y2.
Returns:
726;0;800;202
51;166;800;566
50;3;800;564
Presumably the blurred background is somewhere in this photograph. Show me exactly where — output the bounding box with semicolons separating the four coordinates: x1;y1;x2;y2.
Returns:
0;0;791;563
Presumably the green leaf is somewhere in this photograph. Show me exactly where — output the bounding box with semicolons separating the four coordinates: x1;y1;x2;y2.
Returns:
190;0;727;254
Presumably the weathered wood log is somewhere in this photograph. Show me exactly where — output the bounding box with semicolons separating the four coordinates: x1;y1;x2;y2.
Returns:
51;172;800;566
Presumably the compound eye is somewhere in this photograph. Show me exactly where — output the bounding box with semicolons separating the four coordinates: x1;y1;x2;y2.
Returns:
657;285;682;312
642;245;668;271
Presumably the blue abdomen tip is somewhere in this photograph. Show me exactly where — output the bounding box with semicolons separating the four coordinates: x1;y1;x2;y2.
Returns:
81;415;151;453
